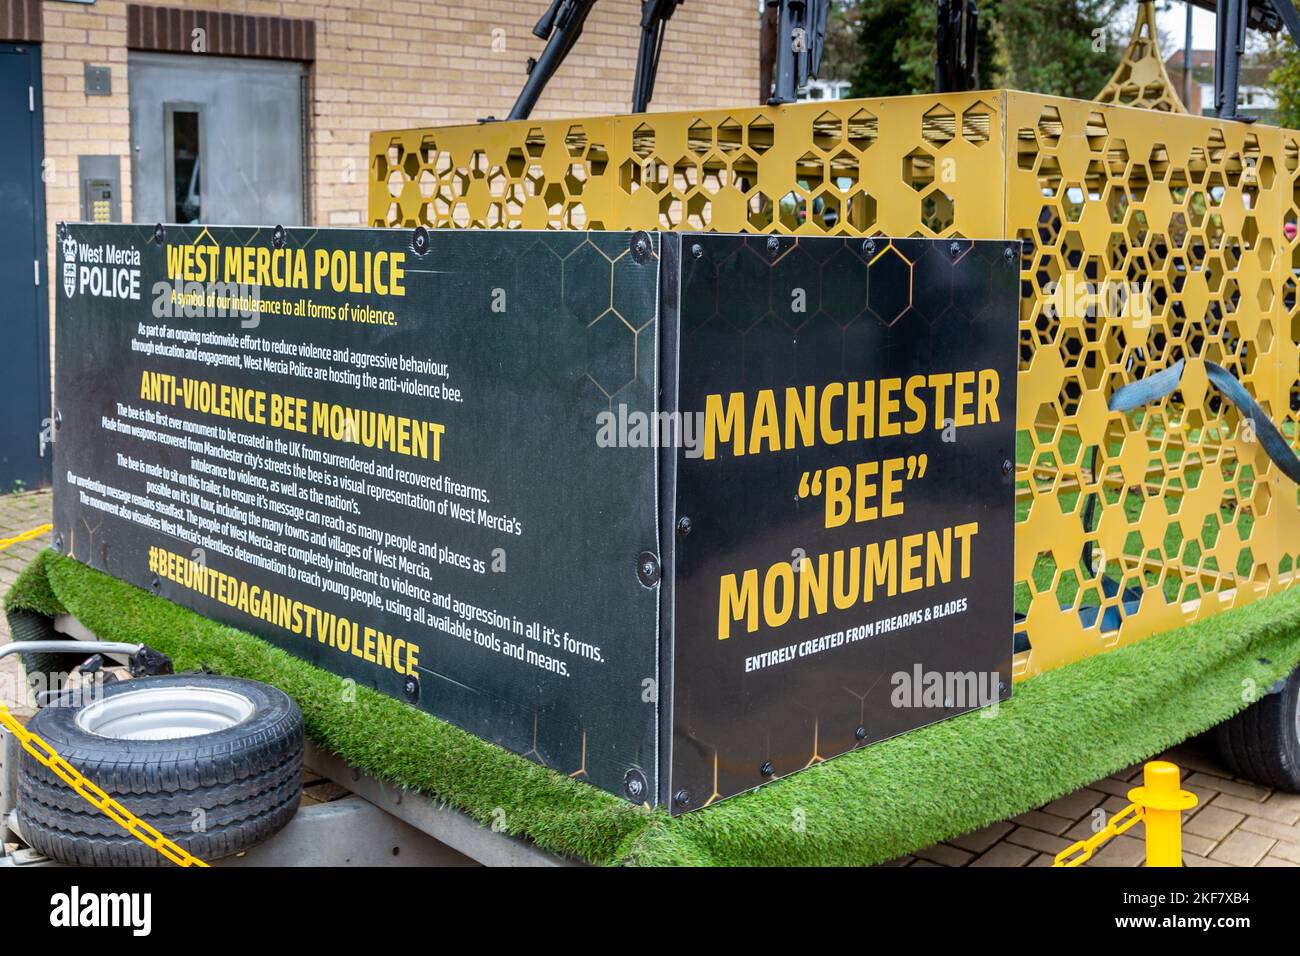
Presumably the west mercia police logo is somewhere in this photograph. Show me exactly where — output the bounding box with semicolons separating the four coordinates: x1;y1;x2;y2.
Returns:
62;233;77;299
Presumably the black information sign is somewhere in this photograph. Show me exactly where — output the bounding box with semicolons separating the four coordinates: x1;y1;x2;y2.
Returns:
54;225;1016;810
664;235;1018;809
54;224;661;800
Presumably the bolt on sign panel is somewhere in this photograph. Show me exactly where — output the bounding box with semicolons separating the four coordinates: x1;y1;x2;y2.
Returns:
53;224;662;800
665;234;1017;809
53;223;1016;809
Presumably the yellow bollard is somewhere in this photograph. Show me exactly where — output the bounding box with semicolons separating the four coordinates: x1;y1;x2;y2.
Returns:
1128;761;1198;867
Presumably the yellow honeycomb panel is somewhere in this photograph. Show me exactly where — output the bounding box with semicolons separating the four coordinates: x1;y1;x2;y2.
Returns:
370;91;1300;681
369;93;1004;237
1006;92;1292;678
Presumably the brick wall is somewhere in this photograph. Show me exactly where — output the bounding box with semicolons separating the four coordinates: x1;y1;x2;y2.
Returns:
32;0;758;361
34;0;758;246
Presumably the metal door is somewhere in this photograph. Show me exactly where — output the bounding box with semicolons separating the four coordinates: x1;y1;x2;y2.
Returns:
129;53;305;225
0;43;51;490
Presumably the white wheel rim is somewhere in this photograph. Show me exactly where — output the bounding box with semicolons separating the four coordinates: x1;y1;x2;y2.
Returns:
75;685;255;740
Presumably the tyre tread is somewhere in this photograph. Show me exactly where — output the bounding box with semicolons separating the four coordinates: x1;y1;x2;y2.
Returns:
17;795;300;866
1214;668;1300;793
14;675;305;864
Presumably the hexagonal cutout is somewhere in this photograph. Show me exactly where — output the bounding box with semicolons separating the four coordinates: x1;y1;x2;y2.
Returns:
565;125;588;159
687;120;713;155
1036;105;1063;148
903;148;935;192
747;116;774;155
921;190;955;234
812;110;843;149
921;104;956;147
524;127;546;159
631;123;656;160
847;109;877;151
717;117;743;154
961;102;993;147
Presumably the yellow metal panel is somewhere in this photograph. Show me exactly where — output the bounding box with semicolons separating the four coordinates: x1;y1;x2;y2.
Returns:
1006;92;1290;676
602;94;1006;238
1095;0;1188;113
369;93;1007;239
1274;130;1300;601
369;119;619;230
369;90;1298;681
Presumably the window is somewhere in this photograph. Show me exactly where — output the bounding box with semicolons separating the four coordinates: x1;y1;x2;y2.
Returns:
165;106;202;223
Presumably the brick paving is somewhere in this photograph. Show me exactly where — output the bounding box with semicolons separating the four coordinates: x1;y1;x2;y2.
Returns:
1;489;1298;867
893;740;1300;867
0;489;55;722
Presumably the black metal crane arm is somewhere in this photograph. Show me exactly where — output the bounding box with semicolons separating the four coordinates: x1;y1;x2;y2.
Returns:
1267;0;1300;47
505;0;684;120
506;0;599;121
503;0;832;119
499;0;1300;124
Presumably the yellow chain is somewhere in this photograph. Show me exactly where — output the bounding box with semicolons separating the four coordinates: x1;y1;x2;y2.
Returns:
0;703;208;867
1053;802;1144;867
0;523;51;553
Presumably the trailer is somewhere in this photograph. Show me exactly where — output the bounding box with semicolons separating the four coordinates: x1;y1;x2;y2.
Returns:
5;0;1300;869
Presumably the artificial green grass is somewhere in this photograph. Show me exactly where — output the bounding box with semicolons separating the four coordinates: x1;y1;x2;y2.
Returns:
8;548;1300;866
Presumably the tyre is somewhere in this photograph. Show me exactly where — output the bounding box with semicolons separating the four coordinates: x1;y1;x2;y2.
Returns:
15;674;303;865
5;612;90;696
1213;664;1300;793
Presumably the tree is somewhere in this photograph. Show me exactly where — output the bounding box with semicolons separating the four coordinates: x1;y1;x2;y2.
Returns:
998;0;1126;100
847;0;1001;97
1266;35;1300;129
849;0;935;97
844;0;1126;100
819;1;865;85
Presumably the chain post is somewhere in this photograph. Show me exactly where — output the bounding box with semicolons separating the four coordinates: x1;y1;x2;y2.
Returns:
1128;760;1198;867
1053;760;1196;867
